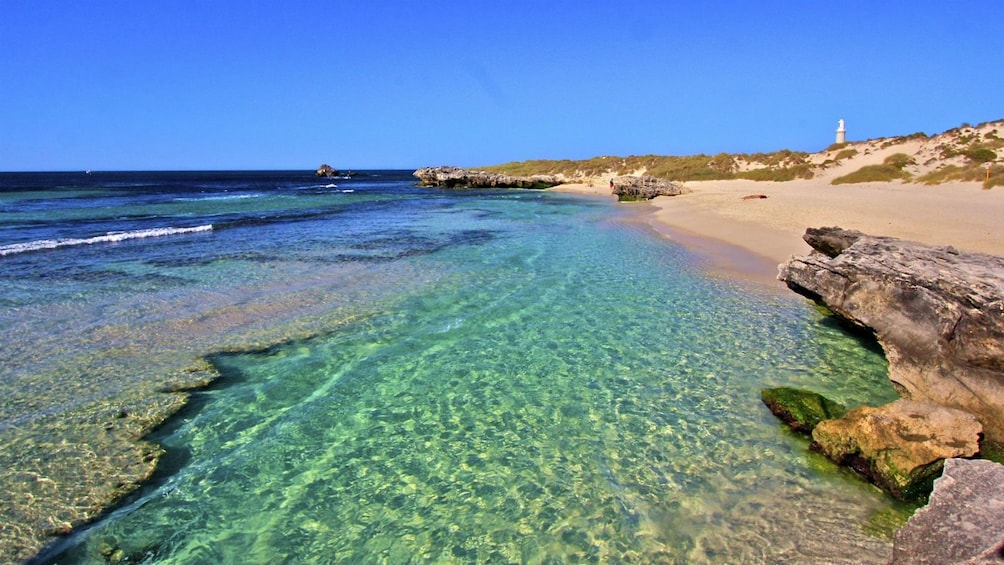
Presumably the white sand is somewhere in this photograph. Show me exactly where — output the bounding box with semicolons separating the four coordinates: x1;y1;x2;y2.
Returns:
553;178;1004;288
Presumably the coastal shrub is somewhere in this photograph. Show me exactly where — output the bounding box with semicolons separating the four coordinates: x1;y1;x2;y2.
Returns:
831;164;910;184
735;164;814;181
964;147;997;163
483;148;816;183
826;142;849;152
644;154;734;181
880;132;927;149
938;145;960;159
707;152;736;174
917;165;965;185
834;148;858;161
744;149;811;168
918;163;1000;186
883;153;915;169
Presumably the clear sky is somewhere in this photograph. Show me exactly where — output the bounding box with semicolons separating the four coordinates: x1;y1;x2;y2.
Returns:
2;1;1002;171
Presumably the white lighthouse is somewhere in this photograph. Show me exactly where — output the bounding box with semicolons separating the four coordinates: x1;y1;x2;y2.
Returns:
835;119;847;144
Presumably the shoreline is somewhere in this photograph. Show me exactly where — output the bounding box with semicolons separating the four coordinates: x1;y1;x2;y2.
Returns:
552;178;1004;286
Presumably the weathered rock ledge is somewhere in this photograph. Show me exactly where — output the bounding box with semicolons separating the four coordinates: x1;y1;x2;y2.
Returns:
890;458;1004;564
812;399;982;500
778;226;1004;447
761;388;982;500
611;175;690;200
413;166;562;189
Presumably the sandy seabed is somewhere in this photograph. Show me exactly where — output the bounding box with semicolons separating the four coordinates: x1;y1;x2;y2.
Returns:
553;178;1004;287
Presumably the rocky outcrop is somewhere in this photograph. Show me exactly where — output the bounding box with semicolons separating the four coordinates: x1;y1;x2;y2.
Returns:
778;226;1004;447
891;458;1004;564
611;176;690;200
316;164;339;177
760;387;846;435
811;399;982;500
413;166;561;189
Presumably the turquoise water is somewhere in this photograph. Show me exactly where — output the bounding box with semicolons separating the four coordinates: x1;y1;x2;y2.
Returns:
47;196;898;563
1;173;902;563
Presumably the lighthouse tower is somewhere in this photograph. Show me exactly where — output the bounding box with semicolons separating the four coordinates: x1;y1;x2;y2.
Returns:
835;119;847;144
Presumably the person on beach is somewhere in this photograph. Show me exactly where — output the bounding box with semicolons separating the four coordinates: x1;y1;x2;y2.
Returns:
609;178;614;190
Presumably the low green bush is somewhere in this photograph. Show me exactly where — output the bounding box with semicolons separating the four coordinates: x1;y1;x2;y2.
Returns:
834;148;858;161
917;165;966;185
735;164;814;181
965;147;998;163
832;164;910;184
883;153;914;169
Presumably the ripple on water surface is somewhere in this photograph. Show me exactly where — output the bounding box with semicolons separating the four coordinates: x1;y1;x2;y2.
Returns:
48;206;905;564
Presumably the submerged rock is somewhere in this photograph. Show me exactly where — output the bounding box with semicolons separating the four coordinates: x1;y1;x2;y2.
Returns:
891;458;1004;564
413;166;561;189
811;399;982;501
778;226;1004;448
761;387;846;435
610;176;690;201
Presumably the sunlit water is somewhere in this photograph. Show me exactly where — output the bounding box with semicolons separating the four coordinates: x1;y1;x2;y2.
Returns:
0;172;904;564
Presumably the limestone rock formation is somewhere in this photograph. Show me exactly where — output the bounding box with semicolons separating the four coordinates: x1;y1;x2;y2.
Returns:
778;226;1004;447
413;166;561;189
316;164;339;177
891;458;1004;564
610;176;690;200
760;387;846;435
811;399;982;500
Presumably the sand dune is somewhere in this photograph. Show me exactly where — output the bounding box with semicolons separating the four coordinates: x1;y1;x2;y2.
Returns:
551;120;1003;287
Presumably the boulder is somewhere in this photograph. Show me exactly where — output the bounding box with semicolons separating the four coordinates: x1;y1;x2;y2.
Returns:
316;164;339;177
610;176;690;200
890;458;1004;564
811;399;983;501
413;166;561;189
761;387;846;435
778;226;1004;447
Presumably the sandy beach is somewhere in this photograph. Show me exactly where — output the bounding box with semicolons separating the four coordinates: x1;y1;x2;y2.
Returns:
554;178;1004;287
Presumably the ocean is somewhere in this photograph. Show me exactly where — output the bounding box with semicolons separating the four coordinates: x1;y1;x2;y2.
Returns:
0;170;906;563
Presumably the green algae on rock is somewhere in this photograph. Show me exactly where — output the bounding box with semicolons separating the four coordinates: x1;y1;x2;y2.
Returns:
811;399;983;501
761;387;847;435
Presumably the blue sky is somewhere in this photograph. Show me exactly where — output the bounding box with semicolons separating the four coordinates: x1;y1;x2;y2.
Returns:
2;1;1002;171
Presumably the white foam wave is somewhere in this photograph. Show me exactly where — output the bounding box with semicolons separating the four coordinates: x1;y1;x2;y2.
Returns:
174;194;261;202
0;225;213;257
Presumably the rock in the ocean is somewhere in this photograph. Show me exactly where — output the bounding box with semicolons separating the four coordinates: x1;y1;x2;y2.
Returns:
761;387;846;435
811;399;982;501
316;164;339;177
891;458;1004;564
610;176;690;201
778;226;1004;447
413;166;561;189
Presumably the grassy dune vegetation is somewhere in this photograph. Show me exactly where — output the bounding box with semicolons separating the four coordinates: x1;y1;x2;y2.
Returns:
832;154;914;185
480;119;1004;188
481;151;816;183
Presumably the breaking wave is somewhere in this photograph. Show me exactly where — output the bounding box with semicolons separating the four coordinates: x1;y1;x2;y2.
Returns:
0;225;214;257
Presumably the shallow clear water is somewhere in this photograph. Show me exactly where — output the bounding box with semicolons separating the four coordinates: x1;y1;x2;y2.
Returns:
1;172;904;563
